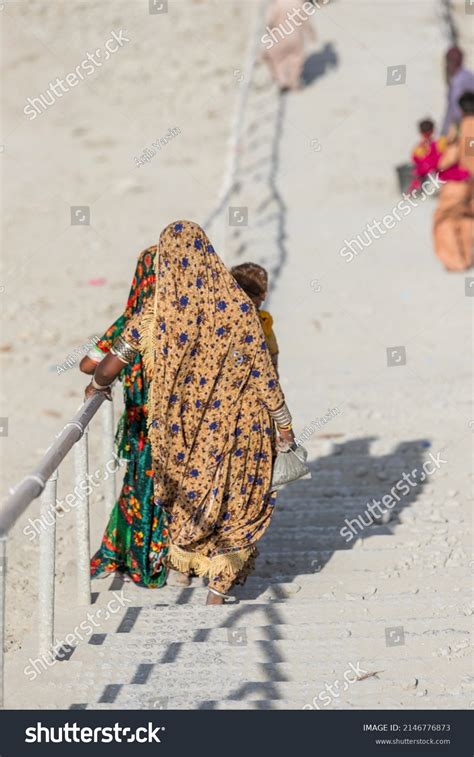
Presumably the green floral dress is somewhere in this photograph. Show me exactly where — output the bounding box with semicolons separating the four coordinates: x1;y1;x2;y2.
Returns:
90;246;169;587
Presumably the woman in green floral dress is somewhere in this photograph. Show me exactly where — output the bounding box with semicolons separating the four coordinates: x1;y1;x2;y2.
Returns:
80;246;169;587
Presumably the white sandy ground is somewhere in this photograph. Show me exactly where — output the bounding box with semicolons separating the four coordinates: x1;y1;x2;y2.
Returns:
1;0;473;709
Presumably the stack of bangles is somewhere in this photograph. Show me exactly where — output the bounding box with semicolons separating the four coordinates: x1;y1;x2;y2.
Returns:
269;402;293;431
90;336;137;391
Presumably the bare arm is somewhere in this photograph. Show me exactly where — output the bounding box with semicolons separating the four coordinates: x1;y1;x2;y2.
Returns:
84;346;136;400
95;353;127;385
80;356;99;375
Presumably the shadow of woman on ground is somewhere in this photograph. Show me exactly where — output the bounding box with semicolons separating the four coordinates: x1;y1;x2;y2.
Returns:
235;435;431;600
302;42;339;87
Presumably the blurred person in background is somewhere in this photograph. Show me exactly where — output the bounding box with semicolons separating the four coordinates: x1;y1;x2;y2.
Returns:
408;117;469;194
433;91;474;271
409;118;442;193
454;91;474;176
441;47;474;135
262;0;317;92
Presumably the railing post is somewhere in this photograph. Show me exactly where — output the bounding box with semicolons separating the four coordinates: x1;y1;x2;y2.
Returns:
38;471;58;657
0;535;6;709
74;428;91;606
101;396;116;515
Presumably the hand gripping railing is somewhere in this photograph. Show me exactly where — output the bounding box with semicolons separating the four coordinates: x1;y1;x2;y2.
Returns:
0;391;117;707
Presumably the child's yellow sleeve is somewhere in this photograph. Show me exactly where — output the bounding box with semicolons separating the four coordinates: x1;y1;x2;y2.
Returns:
259;310;279;356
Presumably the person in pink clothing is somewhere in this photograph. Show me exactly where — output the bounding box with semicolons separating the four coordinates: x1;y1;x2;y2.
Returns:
409;118;469;193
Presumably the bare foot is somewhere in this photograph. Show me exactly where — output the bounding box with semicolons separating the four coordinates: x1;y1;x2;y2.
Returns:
206;591;225;605
167;568;191;587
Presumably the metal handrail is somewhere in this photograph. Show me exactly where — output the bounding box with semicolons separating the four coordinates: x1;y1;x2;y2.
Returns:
0;392;107;537
0;391;117;707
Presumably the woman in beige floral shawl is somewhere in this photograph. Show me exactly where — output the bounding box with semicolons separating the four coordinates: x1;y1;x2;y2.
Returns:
85;221;294;604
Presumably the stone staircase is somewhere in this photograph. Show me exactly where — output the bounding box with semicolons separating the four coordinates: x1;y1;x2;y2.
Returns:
6;456;471;710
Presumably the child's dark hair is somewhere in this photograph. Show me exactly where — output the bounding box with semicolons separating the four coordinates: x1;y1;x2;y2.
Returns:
459;91;474;115
418;118;434;134
231;262;268;298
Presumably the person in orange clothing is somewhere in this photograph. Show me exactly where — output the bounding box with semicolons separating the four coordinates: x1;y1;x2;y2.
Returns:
456;92;474;176
230;263;279;372
433;91;474;271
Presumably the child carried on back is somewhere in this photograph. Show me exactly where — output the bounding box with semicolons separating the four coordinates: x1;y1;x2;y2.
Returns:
231;263;279;374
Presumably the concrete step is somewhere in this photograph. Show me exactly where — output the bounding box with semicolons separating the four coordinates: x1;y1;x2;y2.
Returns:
80;598;472;633
7;657;469;710
78;671;470;710
259;532;470;549
271;510;464;526
70;637;470;670
248;573;466;593
11;613;469;676
11;639;471;677
89;580;471;607
260;534;466;548
12;579;468;667
84;618;472;647
272;493;457;506
264;510;460;527
17;694;466;711
86;561;470;610
253;549;469;574
67;694;464;711
89;569;469;602
274;491;444;501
